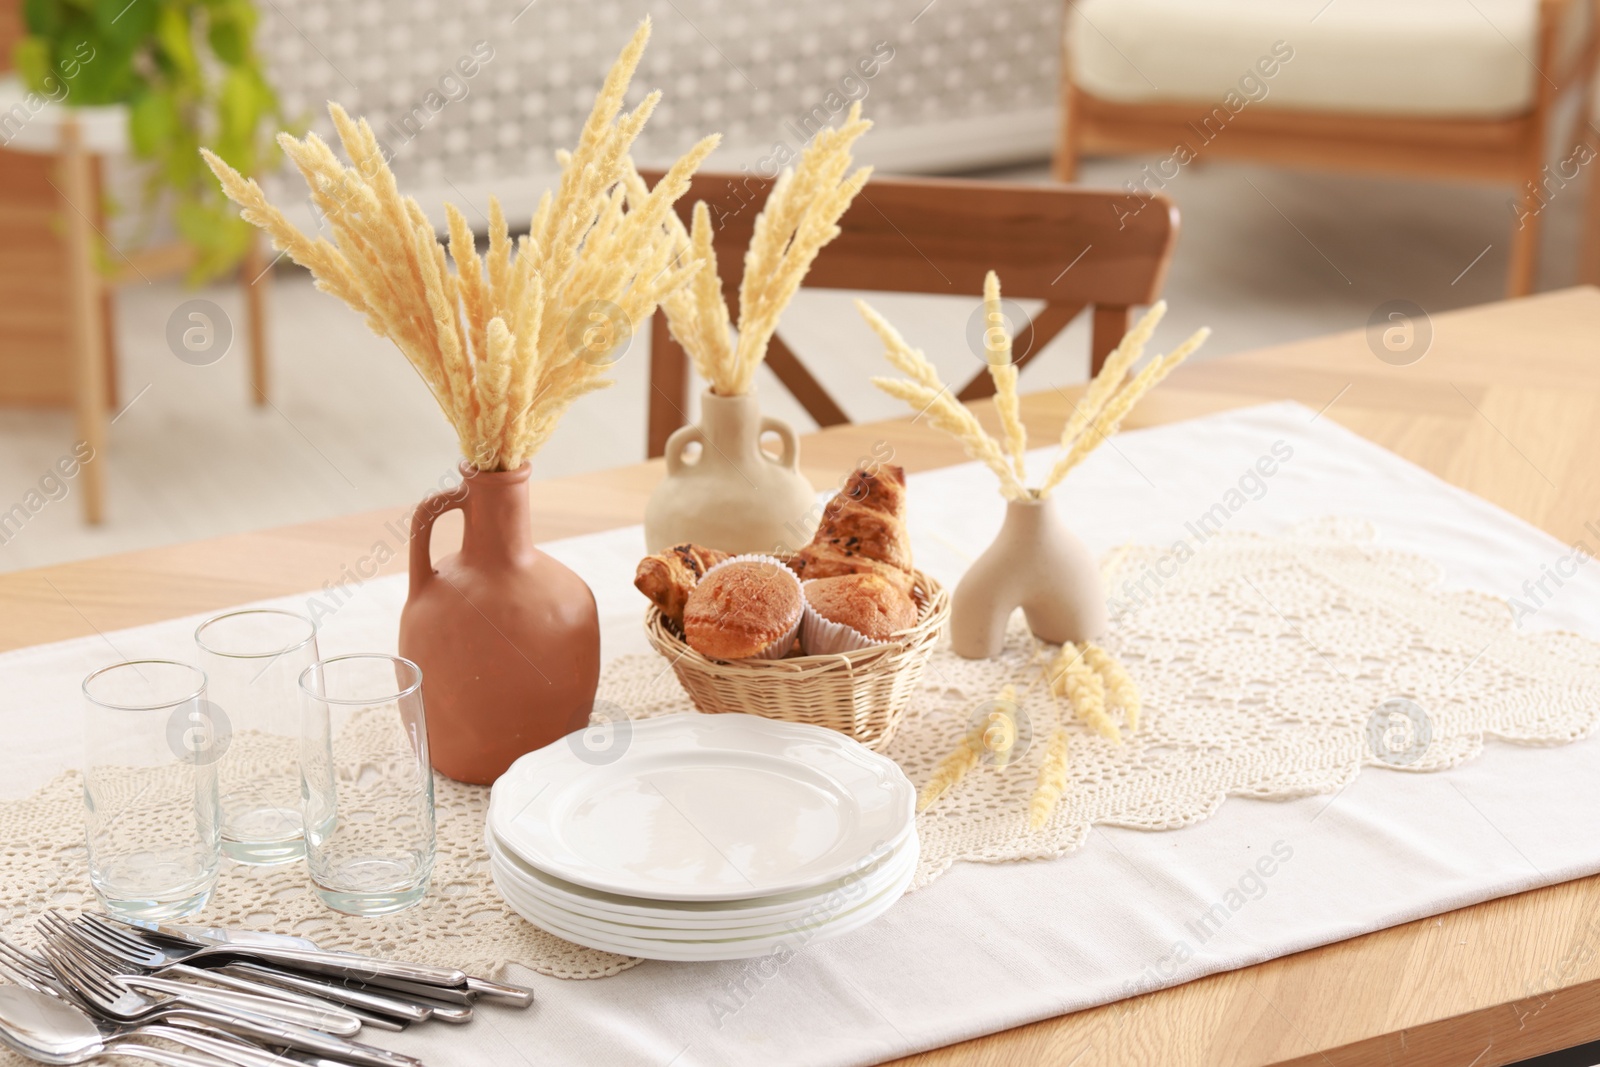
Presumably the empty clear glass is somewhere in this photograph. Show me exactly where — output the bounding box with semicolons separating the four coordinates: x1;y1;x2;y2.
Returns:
298;654;435;916
195;609;320;865
82;660;221;920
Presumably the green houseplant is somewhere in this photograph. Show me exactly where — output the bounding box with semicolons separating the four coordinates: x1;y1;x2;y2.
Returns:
12;0;287;281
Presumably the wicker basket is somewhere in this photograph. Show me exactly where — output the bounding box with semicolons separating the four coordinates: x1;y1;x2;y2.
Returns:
644;569;950;750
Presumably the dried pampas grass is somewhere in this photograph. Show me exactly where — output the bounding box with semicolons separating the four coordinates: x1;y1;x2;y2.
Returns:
657;102;872;397
865;272;1210;499
203;19;717;471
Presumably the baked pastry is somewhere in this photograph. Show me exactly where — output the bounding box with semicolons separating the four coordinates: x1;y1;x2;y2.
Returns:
683;557;804;660
802;573;919;651
635;543;731;626
792;464;913;592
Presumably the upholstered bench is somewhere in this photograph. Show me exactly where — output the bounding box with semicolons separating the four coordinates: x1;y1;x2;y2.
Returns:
1056;0;1598;296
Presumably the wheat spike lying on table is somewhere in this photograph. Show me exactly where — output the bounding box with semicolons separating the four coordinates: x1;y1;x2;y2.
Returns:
203;18;718;472
866;272;1209;500
654;102;872;397
1029;729;1070;830
981;683;1023;769
1084;643;1142;731
1049;642;1119;744
918;733;981;813
919;684;1027;811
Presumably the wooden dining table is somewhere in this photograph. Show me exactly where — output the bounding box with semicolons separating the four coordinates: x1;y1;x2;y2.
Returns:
4;286;1599;1066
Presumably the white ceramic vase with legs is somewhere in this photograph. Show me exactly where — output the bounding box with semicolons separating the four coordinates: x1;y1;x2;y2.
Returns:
951;496;1107;659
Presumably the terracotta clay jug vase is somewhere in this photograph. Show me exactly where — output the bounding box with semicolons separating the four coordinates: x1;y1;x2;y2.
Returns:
951;496;1108;659
644;389;820;555
399;462;600;784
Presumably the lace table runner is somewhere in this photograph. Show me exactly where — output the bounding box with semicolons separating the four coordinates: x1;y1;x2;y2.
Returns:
606;519;1600;889
3;520;1596;985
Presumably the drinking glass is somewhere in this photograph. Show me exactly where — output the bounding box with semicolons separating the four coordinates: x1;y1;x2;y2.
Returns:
195;608;320;865
298;654;435;915
82;660;221;920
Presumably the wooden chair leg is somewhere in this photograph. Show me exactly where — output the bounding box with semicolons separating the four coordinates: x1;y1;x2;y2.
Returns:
1052;55;1081;183
59;119;108;524
242;230;269;404
1582;126;1600;287
1511;3;1560;299
99;286;118;410
1507;177;1544;298
89;157;118;411
648;313;690;458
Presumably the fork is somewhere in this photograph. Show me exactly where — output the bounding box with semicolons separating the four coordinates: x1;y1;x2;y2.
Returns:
70;917;441;1024
38;916;362;1035
62;915;468;992
124;920;533;1009
0;947;299;1067
35;939;421;1067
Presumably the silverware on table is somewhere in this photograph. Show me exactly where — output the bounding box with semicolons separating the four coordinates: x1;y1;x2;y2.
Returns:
141;920;534;1009
38;916;363;1035
0;984;232;1067
215;964;449;1025
137;963;411;1032
51;917;402;1032
0;955;317;1067
82;916;468;992
0;903;534;1067
10;927;419;1067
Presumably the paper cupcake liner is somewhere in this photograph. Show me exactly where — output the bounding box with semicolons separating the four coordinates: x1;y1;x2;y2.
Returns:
698;554;803;660
800;580;889;655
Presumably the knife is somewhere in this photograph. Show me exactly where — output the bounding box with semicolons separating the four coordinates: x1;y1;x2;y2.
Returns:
163;923;533;1009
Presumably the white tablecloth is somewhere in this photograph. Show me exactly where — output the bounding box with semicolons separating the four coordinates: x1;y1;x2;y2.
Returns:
6;401;1599;1066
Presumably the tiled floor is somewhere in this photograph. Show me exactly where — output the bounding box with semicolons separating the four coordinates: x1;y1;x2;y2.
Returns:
0;149;1583;573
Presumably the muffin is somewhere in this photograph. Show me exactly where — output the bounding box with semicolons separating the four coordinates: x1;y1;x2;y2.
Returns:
683;556;804;661
801;573;919;653
634;543;730;626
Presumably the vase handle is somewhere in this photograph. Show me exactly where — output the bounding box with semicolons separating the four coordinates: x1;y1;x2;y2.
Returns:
662;424;706;476
408;486;469;596
759;416;799;470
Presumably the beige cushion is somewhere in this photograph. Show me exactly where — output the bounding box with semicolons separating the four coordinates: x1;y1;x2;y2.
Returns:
1068;0;1570;119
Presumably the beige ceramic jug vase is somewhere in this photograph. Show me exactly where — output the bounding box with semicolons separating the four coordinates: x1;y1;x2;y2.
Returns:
644;390;820;555
952;496;1108;659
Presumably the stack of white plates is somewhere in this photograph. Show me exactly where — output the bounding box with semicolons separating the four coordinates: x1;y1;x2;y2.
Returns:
486;713;918;961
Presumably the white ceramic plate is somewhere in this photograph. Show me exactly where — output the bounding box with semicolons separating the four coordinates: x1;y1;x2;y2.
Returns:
490;832;918;935
489;714;916;901
492;846;917;962
486;823;915;927
490;845;913;944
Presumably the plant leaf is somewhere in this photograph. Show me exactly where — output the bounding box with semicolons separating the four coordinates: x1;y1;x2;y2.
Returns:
21;0;62;37
128;90;178;157
10;38;50;92
93;0;156;46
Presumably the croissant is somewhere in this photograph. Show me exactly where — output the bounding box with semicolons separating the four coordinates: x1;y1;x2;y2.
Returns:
793;464;914;592
635;543;731;626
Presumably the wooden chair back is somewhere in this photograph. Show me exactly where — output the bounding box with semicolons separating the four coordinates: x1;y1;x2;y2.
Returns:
642;171;1178;456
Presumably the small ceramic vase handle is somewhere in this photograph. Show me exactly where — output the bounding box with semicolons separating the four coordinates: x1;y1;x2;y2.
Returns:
662;424;706;475
759;416;799;470
408;485;469;596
